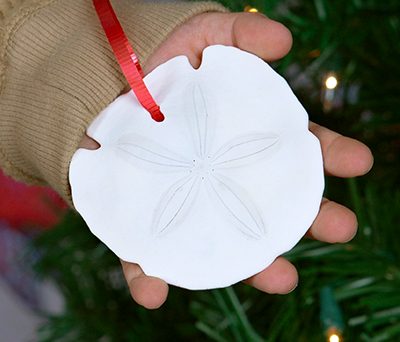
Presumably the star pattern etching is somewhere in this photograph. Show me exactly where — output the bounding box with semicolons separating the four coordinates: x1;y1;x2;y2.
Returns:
116;84;280;239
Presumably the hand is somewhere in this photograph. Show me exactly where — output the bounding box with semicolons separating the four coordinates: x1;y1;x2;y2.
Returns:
79;12;373;309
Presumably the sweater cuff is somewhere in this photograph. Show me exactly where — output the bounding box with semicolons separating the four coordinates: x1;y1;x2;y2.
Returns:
0;0;227;205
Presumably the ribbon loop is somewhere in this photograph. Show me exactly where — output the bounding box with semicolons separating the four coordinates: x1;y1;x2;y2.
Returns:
93;0;164;122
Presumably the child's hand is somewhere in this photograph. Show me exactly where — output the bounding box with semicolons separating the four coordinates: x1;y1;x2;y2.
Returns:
79;12;373;309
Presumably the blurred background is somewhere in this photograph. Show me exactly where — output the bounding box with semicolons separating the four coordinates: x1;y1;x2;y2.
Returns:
1;0;399;341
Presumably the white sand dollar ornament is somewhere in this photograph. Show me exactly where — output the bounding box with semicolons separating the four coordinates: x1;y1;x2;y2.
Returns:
69;45;324;290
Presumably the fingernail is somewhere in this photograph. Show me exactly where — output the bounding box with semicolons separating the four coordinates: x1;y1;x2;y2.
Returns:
288;282;298;293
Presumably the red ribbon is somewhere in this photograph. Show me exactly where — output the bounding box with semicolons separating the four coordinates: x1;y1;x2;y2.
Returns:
93;0;164;122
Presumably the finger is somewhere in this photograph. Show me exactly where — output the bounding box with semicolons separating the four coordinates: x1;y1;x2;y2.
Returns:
244;257;298;294
199;12;292;61
78;134;100;150
309;122;373;177
144;12;292;73
307;198;358;243
120;260;169;309
230;12;293;61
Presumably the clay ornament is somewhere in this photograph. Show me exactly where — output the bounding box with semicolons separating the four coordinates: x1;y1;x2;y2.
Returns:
69;45;324;290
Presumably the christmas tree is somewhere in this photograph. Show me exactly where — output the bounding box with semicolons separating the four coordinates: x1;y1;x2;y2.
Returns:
33;0;400;341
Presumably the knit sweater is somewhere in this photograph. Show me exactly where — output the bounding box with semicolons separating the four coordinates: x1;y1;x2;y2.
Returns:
0;0;226;205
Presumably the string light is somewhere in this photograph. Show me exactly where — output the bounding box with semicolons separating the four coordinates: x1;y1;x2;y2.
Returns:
320;287;345;341
321;73;341;112
329;333;341;342
244;6;258;12
327;327;343;342
325;75;338;89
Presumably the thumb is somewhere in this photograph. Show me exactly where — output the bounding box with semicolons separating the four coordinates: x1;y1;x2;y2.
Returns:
144;12;292;73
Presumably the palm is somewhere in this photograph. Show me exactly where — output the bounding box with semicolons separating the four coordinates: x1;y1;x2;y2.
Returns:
80;12;373;309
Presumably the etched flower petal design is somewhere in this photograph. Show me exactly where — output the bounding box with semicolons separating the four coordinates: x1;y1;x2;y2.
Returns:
187;83;211;158
113;83;278;239
207;173;266;239
211;134;279;168
117;134;191;170
153;175;200;235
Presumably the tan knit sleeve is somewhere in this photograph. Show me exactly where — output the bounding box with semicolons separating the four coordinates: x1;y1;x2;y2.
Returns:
0;0;227;205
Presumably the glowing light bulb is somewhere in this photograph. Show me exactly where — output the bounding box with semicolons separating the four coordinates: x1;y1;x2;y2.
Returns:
244;6;258;12
325;75;338;90
326;327;343;342
329;333;341;342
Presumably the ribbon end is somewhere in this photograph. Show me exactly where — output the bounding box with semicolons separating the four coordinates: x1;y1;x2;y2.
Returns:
151;109;165;122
